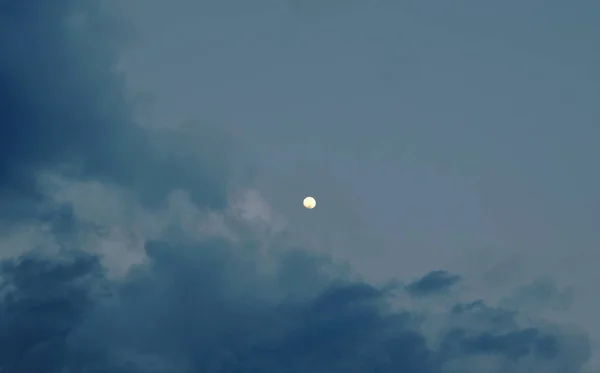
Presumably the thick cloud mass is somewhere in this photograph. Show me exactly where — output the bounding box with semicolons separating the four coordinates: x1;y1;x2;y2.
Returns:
0;247;591;372
0;0;230;210
0;1;592;372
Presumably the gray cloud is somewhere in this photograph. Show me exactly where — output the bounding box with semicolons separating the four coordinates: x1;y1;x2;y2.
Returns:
0;1;593;372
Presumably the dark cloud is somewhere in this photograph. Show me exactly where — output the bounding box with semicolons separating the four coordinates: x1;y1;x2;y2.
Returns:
0;252;105;372
0;244;591;372
0;1;593;372
406;270;461;297
0;0;231;211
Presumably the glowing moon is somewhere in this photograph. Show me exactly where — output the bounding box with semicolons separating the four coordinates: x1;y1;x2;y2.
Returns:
303;196;316;209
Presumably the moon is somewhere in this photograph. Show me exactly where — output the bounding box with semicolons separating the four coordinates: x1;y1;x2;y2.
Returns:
303;196;316;209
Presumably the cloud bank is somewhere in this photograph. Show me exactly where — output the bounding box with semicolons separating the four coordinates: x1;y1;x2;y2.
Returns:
0;1;592;372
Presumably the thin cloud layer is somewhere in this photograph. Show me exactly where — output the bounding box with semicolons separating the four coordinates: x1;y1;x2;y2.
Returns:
0;1;592;372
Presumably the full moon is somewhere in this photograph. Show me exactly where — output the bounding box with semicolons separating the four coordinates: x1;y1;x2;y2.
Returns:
303;196;316;209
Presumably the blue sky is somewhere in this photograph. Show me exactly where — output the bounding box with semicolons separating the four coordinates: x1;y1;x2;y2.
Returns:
1;1;598;372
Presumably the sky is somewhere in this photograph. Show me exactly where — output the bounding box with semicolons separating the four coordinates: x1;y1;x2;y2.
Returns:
1;0;599;372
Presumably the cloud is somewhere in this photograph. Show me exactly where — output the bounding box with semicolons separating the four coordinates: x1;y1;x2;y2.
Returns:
0;252;104;372
0;0;234;212
0;1;593;372
0;246;591;372
406;270;461;298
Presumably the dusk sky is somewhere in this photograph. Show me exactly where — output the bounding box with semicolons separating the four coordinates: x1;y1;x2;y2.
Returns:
1;1;599;372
